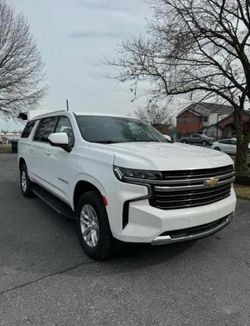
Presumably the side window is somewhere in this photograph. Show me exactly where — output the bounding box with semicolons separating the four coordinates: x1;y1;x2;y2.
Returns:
229;139;236;145
220;139;230;144
33;117;58;143
21;121;36;138
55;116;74;147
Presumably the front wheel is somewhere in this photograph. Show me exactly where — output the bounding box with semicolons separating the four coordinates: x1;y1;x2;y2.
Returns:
20;164;34;198
76;191;113;260
214;147;221;151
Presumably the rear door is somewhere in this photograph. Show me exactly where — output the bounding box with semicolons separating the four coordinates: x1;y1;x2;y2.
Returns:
191;134;201;144
228;139;237;154
219;139;232;153
29;116;58;191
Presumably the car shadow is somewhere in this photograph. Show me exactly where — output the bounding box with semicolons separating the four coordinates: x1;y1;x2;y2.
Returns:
28;199;196;276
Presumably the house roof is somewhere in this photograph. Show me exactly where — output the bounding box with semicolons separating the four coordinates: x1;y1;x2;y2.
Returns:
177;102;234;117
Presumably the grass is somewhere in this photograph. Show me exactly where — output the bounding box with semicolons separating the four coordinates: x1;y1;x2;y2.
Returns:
234;184;250;200
0;144;12;153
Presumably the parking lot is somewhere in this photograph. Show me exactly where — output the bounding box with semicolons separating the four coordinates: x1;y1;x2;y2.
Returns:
0;154;250;326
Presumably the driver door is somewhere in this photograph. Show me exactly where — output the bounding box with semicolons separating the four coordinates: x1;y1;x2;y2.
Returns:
45;115;76;202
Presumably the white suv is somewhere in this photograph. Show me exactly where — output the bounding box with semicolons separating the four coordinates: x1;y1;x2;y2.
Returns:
18;111;236;260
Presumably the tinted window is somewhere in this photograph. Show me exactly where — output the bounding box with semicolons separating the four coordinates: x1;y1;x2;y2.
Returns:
55;116;74;147
76;116;168;143
219;139;230;144
229;139;237;145
192;134;201;138
34;117;58;142
21;121;36;138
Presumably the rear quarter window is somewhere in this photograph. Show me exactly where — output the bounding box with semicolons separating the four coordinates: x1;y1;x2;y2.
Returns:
21;121;36;138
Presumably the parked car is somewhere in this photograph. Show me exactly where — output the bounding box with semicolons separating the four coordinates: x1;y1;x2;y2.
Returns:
18;111;236;260
212;138;237;154
212;138;250;155
162;134;173;142
180;134;214;146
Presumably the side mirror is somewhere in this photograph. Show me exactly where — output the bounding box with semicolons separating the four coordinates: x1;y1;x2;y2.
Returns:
48;132;71;152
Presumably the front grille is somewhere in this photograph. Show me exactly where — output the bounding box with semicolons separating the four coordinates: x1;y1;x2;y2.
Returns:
150;165;234;210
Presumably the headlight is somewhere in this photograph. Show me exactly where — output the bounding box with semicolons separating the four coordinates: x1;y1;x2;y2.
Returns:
113;166;163;183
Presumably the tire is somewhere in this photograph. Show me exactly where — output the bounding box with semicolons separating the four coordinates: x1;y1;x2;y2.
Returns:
20;164;34;198
214;147;221;151
182;140;187;144
202;140;207;146
76;191;113;260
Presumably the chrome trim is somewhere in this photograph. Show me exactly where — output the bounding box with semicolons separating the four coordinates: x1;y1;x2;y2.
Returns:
156;184;230;198
151;213;233;245
154;177;235;192
153;171;234;186
162;166;234;179
155;189;230;204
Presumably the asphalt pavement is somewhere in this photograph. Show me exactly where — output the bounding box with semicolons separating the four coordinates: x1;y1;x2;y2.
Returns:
0;154;250;326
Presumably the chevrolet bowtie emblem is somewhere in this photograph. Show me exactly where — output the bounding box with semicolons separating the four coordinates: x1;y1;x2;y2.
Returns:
204;177;219;187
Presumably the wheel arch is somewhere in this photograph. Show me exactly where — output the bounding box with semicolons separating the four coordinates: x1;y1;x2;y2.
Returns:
73;180;105;211
19;157;26;170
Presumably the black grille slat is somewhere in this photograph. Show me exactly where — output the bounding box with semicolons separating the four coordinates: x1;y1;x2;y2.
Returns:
155;188;230;204
150;165;233;210
162;165;233;180
154;184;230;198
152;193;230;210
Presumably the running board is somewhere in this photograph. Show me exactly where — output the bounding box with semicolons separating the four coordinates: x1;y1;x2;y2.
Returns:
31;184;76;219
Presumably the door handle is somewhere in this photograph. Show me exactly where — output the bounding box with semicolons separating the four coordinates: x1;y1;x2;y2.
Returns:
45;151;51;156
30;148;34;152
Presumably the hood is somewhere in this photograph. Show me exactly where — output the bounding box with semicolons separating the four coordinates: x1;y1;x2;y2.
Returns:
109;142;233;171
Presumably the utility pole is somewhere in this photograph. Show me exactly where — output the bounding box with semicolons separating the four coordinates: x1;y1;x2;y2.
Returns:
66;99;69;111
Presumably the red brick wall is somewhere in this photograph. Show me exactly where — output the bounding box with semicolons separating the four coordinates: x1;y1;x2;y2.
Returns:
219;113;249;137
176;111;202;138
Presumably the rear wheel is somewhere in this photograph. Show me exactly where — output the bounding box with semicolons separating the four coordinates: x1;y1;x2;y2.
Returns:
202;140;207;146
76;191;113;260
20;164;33;198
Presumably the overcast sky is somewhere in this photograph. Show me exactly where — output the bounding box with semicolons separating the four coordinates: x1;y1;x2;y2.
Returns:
13;0;152;115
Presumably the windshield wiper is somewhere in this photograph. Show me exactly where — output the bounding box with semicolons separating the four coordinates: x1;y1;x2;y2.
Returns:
93;140;119;144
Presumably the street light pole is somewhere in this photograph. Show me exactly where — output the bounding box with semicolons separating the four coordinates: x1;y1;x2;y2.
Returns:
216;114;219;140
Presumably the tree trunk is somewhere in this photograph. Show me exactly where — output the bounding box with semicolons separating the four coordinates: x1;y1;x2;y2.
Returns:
234;108;250;182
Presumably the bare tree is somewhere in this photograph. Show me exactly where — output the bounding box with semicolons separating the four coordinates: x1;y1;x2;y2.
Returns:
0;0;46;117
110;0;250;178
135;99;173;127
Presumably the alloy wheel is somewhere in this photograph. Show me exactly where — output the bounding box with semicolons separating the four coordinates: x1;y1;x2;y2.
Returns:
80;204;100;248
21;171;27;192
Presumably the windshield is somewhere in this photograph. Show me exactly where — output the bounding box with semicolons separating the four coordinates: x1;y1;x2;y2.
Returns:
76;115;169;144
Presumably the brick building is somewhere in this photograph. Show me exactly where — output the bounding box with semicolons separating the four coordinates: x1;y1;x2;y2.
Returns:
176;102;234;139
206;111;250;139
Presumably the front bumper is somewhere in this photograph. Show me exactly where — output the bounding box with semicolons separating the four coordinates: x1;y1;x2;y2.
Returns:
151;213;233;245
110;187;236;243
